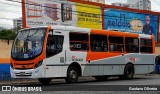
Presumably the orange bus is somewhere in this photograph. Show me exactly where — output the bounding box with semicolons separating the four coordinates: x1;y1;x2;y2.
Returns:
10;25;155;84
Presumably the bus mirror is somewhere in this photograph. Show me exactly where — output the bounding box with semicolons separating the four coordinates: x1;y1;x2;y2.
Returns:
49;30;53;35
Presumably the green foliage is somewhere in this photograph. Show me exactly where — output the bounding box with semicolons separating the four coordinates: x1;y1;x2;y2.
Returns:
0;29;16;40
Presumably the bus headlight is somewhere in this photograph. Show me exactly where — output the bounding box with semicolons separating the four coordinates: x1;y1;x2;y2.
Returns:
34;61;43;69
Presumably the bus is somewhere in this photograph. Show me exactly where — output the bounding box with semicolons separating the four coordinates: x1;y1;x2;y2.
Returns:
10;25;155;84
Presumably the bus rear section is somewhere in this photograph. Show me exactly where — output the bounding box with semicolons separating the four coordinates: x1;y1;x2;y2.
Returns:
10;26;155;84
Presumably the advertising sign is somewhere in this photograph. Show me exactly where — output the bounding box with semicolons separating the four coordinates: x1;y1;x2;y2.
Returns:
24;0;77;27
76;3;102;29
23;0;102;29
104;9;158;41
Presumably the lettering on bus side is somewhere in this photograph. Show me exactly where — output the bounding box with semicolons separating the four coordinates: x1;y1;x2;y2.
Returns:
125;57;139;63
72;56;83;62
66;56;83;62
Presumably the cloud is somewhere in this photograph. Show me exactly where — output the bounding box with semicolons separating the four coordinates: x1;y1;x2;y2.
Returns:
0;0;21;28
151;0;160;12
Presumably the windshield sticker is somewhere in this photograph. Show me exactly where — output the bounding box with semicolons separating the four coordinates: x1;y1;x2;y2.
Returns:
24;54;29;58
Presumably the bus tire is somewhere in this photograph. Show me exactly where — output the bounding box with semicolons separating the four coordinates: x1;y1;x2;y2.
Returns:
38;78;52;85
65;66;79;84
95;76;108;81
124;64;134;80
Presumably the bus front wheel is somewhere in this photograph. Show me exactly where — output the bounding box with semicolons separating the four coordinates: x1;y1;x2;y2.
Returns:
65;66;79;84
38;78;52;85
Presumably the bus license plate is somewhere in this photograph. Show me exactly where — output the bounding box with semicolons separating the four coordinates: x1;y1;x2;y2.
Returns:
20;72;25;76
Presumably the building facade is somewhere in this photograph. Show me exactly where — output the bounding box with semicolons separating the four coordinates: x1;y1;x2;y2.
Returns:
112;2;130;8
112;0;151;10
128;0;151;10
13;18;22;30
83;0;105;4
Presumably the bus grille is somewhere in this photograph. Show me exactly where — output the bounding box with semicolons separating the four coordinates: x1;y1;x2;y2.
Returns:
15;73;32;76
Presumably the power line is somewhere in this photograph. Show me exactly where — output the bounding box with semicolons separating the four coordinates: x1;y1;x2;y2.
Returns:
1;0;158;22
0;17;14;20
6;0;102;15
6;0;101;9
6;0;159;18
0;1;21;7
0;9;21;14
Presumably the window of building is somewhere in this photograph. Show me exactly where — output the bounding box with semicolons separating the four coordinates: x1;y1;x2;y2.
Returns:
140;39;153;53
125;38;139;53
90;34;107;52
46;31;64;58
69;33;89;51
109;36;124;52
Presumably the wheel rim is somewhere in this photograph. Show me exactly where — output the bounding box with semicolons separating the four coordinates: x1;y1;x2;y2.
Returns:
127;67;133;78
69;70;77;81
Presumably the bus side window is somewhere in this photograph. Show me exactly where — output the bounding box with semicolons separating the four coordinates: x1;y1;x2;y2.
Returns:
46;33;64;58
90;34;107;52
69;33;89;51
140;39;153;53
125;38;139;53
109;36;124;52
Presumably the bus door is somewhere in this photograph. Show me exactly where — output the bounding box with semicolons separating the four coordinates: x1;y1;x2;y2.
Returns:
45;30;65;77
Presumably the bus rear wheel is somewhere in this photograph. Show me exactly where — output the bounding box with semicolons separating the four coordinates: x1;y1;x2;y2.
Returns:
123;64;134;80
38;78;52;85
65;66;79;84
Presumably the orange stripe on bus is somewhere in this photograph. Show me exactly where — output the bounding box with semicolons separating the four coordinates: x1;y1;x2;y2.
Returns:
90;29;139;38
86;52;124;62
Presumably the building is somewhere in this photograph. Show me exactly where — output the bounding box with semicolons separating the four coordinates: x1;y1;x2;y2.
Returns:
83;0;105;4
111;0;151;10
13;17;22;31
128;0;151;10
112;2;130;8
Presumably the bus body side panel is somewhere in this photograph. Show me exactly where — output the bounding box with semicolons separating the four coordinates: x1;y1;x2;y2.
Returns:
132;54;155;74
81;53;154;76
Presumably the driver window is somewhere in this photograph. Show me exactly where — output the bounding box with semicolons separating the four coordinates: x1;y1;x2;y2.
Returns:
46;31;64;58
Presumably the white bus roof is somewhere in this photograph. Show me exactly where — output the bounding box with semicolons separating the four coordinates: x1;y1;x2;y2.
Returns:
51;25;91;33
22;25;153;39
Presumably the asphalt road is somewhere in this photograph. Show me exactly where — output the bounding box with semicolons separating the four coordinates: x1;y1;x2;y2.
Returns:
1;74;160;94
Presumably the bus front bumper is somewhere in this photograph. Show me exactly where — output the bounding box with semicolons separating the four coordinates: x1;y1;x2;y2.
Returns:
10;65;45;78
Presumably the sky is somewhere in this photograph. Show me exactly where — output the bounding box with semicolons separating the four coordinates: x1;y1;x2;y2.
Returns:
0;0;160;29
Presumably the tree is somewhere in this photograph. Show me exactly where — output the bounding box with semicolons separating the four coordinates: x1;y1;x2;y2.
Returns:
0;29;17;45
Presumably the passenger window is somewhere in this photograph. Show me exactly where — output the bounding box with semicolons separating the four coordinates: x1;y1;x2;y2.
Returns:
140;39;153;53
69;33;89;51
90;34;107;52
125;38;139;53
109;36;124;52
46;31;64;58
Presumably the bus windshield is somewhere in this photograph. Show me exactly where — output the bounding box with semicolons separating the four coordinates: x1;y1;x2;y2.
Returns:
11;28;46;60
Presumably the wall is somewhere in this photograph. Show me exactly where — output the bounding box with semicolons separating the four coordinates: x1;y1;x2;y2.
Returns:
0;39;12;60
0;39;13;80
156;47;160;55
